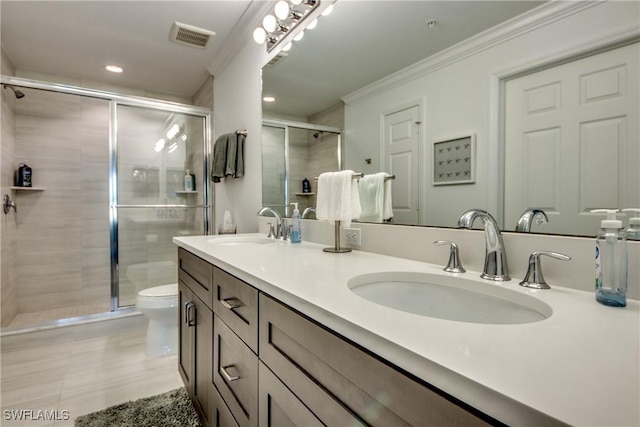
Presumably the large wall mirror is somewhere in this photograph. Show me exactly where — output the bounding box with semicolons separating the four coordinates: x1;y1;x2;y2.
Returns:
261;0;639;237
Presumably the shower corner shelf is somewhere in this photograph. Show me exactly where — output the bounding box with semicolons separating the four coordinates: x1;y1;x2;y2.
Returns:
294;192;315;196
175;190;198;195
11;186;45;191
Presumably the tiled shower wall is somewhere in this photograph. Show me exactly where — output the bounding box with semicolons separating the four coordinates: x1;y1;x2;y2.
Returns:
14;89;111;314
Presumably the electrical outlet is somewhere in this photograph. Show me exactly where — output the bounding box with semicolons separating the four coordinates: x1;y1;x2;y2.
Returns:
343;227;362;246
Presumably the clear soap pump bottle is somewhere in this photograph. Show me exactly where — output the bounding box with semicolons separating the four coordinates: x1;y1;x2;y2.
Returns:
290;203;301;243
591;209;627;307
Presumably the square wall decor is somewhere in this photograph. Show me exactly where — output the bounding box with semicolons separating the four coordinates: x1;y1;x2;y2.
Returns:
432;134;475;185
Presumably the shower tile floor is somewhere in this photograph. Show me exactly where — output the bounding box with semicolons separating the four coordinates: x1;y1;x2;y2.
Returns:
7;303;112;328
1;314;182;426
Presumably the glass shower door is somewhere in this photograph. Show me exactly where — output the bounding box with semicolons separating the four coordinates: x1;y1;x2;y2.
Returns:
113;104;209;308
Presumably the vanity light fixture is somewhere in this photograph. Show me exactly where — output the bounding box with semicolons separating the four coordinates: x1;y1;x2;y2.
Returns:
253;0;322;52
105;65;123;73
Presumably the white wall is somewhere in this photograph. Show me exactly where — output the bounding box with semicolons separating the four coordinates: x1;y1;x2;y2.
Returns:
344;0;639;228
213;40;267;233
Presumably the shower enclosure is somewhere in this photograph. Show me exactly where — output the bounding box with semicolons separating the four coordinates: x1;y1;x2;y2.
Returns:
0;77;211;330
261;119;342;218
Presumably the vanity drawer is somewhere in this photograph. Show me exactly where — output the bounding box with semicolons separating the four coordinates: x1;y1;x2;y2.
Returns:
213;314;258;427
259;294;492;427
212;267;258;353
179;248;213;309
211;384;240;427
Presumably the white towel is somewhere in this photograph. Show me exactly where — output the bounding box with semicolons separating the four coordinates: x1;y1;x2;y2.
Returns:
316;170;361;227
358;173;387;223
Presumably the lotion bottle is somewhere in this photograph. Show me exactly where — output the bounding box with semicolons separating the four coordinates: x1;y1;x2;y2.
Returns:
592;209;627;307
290;202;301;243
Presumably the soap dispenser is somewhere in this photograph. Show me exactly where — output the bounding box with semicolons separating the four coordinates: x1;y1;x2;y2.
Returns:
622;208;640;241
290;203;301;243
591;209;627;307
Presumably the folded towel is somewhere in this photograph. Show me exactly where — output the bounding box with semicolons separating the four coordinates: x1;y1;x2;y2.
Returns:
358;173;387;223
316;170;361;227
211;133;245;182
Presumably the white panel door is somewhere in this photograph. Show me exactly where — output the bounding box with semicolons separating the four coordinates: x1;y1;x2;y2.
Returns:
505;43;639;235
383;105;420;224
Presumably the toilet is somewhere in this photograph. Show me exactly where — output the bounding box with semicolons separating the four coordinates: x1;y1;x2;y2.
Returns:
136;283;179;357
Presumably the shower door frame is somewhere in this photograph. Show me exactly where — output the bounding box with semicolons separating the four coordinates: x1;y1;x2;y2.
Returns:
1;76;213;313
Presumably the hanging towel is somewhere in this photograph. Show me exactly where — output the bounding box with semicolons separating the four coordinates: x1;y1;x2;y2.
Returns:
211;133;245;182
316;170;361;227
358;172;387;223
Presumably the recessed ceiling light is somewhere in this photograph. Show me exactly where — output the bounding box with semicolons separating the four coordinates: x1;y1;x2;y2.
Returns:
263;96;276;103
105;65;123;73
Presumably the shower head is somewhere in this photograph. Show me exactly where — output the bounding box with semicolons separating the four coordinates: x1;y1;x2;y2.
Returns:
313;131;322;139
3;84;25;99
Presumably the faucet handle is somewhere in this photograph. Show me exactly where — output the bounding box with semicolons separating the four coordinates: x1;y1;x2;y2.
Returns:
267;223;276;239
433;240;466;273
519;251;571;289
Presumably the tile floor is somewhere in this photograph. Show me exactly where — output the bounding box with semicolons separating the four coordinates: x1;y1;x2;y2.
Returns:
1;314;183;426
7;304;112;329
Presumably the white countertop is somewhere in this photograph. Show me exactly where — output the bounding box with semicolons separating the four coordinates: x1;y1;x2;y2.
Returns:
174;234;640;427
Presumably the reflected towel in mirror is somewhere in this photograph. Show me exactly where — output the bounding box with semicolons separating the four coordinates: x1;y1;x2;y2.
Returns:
359;172;393;223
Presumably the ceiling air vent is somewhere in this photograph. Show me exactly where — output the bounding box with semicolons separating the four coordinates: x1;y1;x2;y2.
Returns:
170;22;215;48
265;52;289;68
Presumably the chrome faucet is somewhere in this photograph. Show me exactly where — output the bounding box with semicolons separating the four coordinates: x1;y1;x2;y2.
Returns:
515;209;548;232
457;209;510;281
301;207;316;219
257;207;284;239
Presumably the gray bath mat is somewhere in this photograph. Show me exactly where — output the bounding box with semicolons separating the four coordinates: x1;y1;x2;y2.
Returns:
74;388;201;427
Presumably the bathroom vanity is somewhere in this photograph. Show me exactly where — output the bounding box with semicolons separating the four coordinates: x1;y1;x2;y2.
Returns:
174;234;639;427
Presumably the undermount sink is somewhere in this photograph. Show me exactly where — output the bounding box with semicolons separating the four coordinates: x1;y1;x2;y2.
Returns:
348;272;552;325
208;236;275;246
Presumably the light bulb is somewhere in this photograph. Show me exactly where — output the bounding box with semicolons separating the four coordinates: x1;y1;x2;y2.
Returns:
282;42;292;52
321;4;333;16
253;27;267;44
263;96;276;103
275;1;290;20
105;65;123;73
263;15;277;33
293;30;304;42
306;19;318;30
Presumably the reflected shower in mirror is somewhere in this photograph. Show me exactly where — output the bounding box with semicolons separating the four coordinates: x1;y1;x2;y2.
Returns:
261;119;342;218
261;0;640;237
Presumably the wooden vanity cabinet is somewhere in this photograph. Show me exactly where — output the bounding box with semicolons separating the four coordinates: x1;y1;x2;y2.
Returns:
177;248;495;427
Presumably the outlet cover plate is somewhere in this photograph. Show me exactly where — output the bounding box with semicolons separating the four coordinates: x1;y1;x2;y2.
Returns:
343;227;362;246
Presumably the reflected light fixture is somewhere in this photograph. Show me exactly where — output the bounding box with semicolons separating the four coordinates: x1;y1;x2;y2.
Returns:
263;96;276;102
253;0;323;52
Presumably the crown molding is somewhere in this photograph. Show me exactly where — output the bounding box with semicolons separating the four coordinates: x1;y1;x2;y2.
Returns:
342;1;605;105
208;1;276;77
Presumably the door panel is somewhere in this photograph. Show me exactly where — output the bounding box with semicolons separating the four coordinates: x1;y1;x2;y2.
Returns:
505;43;639;235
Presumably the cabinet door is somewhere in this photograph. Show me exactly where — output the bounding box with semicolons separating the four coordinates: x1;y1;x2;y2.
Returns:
178;281;194;393
193;295;213;427
213;315;258;427
258;362;323;427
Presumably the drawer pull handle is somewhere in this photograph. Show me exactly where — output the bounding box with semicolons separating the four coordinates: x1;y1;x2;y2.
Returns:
221;364;240;382
220;297;242;310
